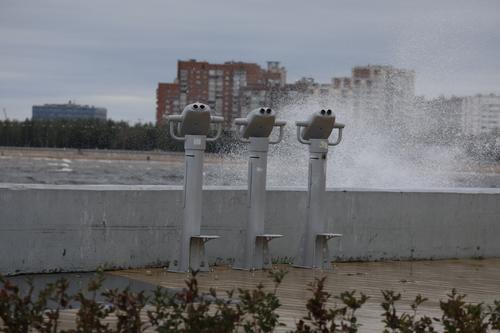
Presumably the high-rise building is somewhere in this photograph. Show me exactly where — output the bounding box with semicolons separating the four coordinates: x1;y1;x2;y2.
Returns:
156;82;180;124
332;65;415;122
424;96;464;139
156;60;286;128
462;94;500;135
331;77;354;113
32;101;107;121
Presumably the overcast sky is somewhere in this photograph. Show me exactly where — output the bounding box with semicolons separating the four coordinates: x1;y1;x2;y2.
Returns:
1;0;499;122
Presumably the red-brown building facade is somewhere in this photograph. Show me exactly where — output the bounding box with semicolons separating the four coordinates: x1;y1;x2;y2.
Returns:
156;59;286;128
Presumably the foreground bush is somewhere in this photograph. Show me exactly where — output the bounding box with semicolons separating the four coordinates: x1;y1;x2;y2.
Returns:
1;269;499;332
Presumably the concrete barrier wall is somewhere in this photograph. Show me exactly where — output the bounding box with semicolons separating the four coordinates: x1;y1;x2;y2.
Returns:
1;184;499;275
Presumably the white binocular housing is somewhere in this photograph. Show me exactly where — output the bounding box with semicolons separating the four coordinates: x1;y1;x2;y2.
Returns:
166;102;224;141
234;107;286;144
296;109;345;146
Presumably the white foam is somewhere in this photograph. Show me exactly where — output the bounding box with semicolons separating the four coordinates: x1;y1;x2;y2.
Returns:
232;94;477;189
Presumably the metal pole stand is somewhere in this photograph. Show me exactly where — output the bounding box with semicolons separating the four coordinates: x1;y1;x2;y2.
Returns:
165;103;224;273
294;109;345;270
232;108;286;270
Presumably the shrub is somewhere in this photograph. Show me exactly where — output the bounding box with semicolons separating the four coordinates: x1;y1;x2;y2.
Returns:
1;269;500;332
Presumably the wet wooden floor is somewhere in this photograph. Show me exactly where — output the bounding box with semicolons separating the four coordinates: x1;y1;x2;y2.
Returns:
108;258;500;332
4;259;500;332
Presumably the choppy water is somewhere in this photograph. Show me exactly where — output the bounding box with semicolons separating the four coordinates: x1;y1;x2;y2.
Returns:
0;153;498;188
2;93;499;189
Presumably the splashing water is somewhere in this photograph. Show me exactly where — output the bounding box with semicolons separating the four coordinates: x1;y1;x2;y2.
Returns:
226;94;480;189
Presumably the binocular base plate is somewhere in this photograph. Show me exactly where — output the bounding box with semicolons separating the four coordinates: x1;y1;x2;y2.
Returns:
191;235;220;242
316;233;343;240
256;234;283;241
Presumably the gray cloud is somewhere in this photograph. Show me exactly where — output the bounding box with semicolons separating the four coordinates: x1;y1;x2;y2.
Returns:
1;0;499;121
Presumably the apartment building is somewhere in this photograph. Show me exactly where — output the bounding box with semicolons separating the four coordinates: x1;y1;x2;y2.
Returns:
332;65;415;122
156;60;286;128
462;94;500;135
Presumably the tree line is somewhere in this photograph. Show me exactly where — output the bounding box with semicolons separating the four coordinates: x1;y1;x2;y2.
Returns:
0;119;236;153
0;118;498;160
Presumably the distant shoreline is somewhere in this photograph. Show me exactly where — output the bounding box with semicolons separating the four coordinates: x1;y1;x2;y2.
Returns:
0;146;230;163
0;146;497;173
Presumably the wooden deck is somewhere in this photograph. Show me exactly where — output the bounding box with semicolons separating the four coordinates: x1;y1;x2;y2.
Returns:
110;258;500;332
4;259;500;332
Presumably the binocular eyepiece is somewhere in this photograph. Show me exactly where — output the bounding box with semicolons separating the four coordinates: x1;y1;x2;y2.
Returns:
191;103;206;110
183;102;209;113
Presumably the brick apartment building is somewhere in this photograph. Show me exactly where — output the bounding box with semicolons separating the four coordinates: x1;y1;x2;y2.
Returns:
156;59;286;128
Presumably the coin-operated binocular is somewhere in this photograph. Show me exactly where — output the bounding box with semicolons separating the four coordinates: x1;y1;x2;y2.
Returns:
233;107;286;270
294;109;345;269
165;102;224;272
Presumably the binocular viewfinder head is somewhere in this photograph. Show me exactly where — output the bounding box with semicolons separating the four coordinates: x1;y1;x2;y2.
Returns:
296;108;344;146
299;109;336;140
179;103;212;136
233;107;286;144
238;107;277;139
166;102;224;142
